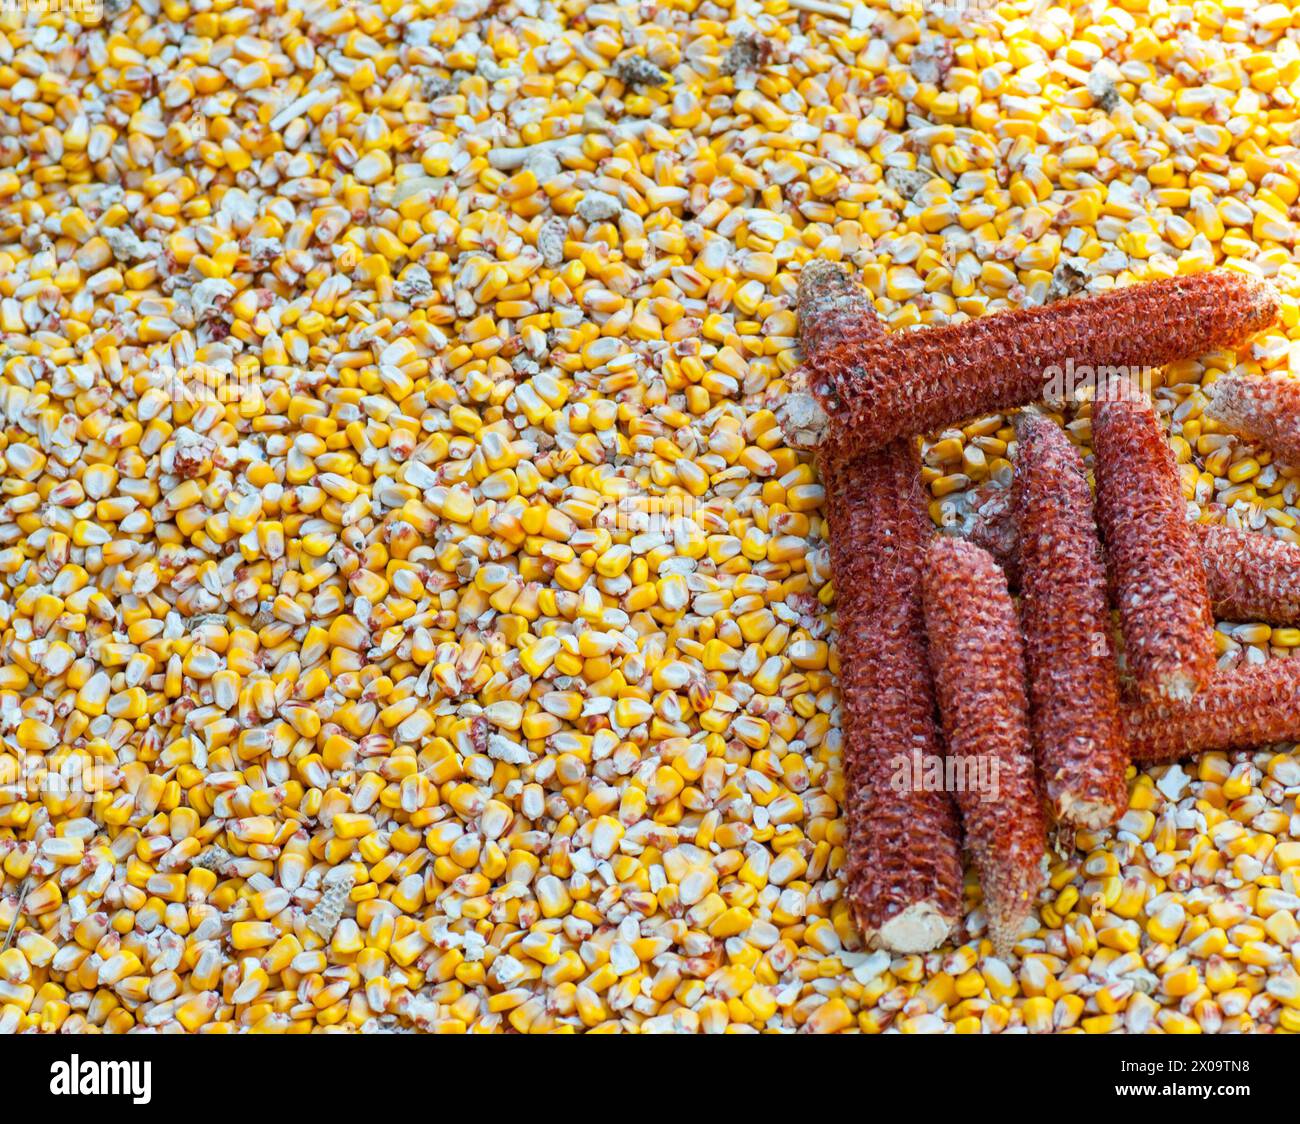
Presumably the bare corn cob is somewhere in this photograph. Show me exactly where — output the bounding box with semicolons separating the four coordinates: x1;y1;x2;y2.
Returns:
803;263;963;953
798;259;885;353
1092;385;1216;702
1195;522;1300;624
824;447;965;952
965;504;1300;626
1014;410;1128;828
921;538;1046;957
781;270;1279;455
1204;372;1300;466
1125;658;1300;762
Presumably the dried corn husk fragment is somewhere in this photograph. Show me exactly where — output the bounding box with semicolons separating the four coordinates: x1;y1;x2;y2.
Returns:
190;846;234;874
306;870;355;941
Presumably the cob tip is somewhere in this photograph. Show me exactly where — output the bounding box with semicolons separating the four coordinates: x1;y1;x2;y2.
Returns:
1156;669;1200;704
986;864;1047;959
1170;270;1280;340
1239;273;1283;332
797;258;855;320
1012;404;1048;447
877;902;955;954
783;259;861;451
1060;795;1121;831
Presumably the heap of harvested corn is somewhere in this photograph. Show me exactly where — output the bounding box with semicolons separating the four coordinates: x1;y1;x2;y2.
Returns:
2;0;1300;1035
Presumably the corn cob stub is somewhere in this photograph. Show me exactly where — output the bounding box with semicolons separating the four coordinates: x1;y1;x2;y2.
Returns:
1125;658;1300;763
1092;384;1217;702
1205;372;1300;468
782;270;1279;457
921;538;1046;957
1195;522;1300;626
797;259;885;355
823;445;964;953
1013;409;1128;829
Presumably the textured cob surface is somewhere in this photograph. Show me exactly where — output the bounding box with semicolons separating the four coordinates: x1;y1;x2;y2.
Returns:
1013;410;1128;828
1205;372;1300;467
963;489;1022;588
1092;386;1217;702
922;539;1046;957
797;259;885;354
823;446;964;953
1195;523;1300;625
1125;659;1300;762
965;503;1300;627
782;270;1279;455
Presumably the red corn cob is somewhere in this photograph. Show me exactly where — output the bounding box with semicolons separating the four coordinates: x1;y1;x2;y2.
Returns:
1196;522;1300;623
1204;371;1300;466
964;503;1300;626
1013;409;1128;828
798;258;885;354
824;447;965;952
804;263;963;953
781;270;1279;456
1125;658;1300;762
1092;385;1216;702
921;538;1046;956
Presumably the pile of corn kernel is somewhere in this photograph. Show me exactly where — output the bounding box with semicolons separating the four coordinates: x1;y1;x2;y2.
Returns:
2;0;1300;1034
